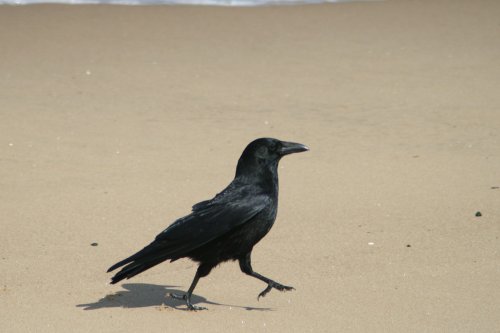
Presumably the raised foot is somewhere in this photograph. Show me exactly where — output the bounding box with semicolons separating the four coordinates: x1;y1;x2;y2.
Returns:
257;282;295;300
169;293;207;311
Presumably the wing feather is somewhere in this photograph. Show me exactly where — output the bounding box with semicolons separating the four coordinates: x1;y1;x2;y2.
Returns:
108;181;270;282
154;187;269;259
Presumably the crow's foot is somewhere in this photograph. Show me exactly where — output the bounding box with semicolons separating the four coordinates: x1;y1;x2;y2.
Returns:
257;282;294;300
187;303;207;311
169;293;207;311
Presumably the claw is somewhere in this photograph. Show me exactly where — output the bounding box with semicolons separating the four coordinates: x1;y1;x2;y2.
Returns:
187;304;207;311
170;293;206;311
272;282;295;292
257;282;294;300
257;284;273;300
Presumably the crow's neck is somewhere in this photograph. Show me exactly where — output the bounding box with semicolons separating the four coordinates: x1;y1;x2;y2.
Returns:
235;159;279;193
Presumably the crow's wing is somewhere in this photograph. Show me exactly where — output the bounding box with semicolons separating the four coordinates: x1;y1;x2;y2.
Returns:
155;184;269;260
108;183;269;280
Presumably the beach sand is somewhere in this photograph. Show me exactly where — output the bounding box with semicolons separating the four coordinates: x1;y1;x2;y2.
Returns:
1;0;499;331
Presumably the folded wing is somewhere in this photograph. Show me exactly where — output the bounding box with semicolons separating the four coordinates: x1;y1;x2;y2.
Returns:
108;182;269;283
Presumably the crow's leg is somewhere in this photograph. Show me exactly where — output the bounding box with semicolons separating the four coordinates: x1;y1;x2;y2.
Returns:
239;252;294;300
170;263;213;310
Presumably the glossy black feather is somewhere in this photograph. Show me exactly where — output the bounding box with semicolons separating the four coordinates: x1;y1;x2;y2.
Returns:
108;182;270;281
107;138;308;309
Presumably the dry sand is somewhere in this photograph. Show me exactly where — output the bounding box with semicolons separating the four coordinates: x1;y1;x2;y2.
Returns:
1;0;500;331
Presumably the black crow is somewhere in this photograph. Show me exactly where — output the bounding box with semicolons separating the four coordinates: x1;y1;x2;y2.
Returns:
107;138;308;310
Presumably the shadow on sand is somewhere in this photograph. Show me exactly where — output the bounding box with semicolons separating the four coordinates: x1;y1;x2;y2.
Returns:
77;283;273;312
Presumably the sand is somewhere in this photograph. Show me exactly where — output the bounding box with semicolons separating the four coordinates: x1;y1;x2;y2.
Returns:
1;0;499;331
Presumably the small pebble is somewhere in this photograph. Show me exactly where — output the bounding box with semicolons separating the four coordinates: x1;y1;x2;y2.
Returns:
491;186;499;189
91;242;98;246
475;211;482;217
406;244;411;248
368;242;374;246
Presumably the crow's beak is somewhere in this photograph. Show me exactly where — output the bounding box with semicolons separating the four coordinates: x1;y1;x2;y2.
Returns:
279;141;309;156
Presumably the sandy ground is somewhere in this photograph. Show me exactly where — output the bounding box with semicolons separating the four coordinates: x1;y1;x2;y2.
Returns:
1;0;500;331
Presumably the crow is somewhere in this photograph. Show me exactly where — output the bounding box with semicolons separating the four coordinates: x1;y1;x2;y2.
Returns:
107;137;308;310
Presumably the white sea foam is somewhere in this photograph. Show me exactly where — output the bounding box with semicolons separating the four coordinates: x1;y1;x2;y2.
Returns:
1;0;378;6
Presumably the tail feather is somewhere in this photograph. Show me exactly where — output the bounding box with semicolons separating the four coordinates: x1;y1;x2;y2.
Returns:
107;229;205;284
107;240;165;273
107;256;135;273
107;241;181;284
110;256;169;284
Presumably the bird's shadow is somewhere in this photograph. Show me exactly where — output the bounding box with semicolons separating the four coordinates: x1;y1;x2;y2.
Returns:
77;283;272;312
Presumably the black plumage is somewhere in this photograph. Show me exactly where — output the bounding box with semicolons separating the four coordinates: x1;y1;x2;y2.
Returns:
107;137;308;310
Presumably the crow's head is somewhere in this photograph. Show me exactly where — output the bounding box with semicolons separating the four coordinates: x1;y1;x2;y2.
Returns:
236;138;308;179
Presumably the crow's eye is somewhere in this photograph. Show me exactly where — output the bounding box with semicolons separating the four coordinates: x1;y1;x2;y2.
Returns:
268;142;279;154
